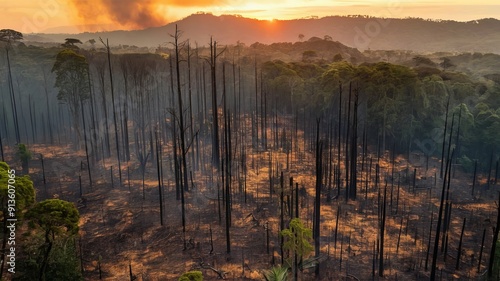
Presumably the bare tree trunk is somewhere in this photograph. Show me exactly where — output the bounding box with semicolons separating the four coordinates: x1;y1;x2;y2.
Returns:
349;88;358;200
210;38;221;168
440;95;450;179
6;47;21;144
155;131;163;226
314;118;323;276
488;192;500;278
455;217;466;270
173;25;189;194
431;148;454;280
103;38;122;185
80;98;92;190
478;228;486;273
379;181;387;277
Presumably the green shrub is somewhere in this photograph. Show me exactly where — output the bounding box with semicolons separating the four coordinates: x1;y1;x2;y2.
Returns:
179;270;203;281
16;143;32;173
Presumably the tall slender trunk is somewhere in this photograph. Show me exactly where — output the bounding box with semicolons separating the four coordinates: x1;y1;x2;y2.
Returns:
430;148;454;280
349;88;358;200
314;118;323;276
187;42;196;172
174;25;189;194
344;84;352;201
6;47;21;143
379;181;387;277
337;83;342;197
488;192;500;278
210;38;220;168
80;98;92;190
455;217;466;270
440;95;450;178
103;39;122;184
39;231;53;281
155;131;163;225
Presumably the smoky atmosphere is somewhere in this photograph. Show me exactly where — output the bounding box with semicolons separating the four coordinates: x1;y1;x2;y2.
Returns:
1;1;500;280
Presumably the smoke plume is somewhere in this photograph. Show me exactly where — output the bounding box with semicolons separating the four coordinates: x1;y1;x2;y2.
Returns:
69;0;226;30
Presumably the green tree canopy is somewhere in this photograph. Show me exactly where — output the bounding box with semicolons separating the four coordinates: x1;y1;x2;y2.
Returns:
0;29;23;46
52;49;90;104
0;162;35;279
26;199;80;280
52;49;90;140
0;161;35;218
27;199;80;236
281;218;313;260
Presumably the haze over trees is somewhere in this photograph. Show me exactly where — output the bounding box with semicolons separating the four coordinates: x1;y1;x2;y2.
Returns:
23;14;500;54
1;15;500;280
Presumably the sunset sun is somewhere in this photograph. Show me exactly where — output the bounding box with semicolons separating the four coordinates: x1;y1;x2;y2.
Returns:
2;0;499;33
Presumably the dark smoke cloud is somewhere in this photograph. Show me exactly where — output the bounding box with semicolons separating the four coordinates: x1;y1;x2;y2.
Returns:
70;0;227;30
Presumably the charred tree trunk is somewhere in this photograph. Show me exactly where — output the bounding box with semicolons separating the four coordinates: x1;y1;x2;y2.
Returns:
488;192;500;278
280;171;284;264
173;25;189;194
455;217;466;270
349;88;358;200
379;181;387;277
344;84;352;201
337;83;342;197
440;95;450;179
478;228;486;273
80;98;92;190
6;46;21;144
472;159;478;196
155;131;163;225
314;118;323;276
210;37;220;168
103;38;122;186
430;148;454;280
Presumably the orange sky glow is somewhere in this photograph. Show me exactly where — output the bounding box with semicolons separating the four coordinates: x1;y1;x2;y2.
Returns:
1;0;499;34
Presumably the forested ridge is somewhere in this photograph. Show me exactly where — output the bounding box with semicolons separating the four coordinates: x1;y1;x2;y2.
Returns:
25;13;500;54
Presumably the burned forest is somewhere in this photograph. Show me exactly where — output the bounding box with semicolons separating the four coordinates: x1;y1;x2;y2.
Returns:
1;22;500;281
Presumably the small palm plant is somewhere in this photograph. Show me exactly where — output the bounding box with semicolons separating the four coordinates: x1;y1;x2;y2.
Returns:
263;265;289;281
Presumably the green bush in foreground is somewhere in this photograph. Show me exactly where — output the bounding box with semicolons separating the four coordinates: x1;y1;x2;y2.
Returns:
179;270;203;281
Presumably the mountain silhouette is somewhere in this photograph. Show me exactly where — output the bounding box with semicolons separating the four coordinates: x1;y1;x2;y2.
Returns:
23;13;500;53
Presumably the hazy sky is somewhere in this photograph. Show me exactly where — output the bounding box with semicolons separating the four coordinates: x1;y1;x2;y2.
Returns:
2;0;500;33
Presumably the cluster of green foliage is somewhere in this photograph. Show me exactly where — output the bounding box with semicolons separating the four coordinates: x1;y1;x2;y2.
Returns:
16;143;32;173
263;218;314;281
0;161;36;222
0;162;81;280
13;236;81;281
178;270;203;281
263;265;289;281
262;59;500;168
52;49;90;104
281;218;313;261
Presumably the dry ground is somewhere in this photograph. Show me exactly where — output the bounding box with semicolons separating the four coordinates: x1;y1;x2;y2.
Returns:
3;132;499;281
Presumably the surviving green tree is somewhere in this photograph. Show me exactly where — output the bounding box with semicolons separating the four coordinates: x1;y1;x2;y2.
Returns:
52;49;90;144
16;144;32;174
25;199;80;281
0;162;35;280
281;218;313;280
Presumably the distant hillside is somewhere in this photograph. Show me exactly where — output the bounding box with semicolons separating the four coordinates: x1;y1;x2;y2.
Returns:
24;13;500;53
